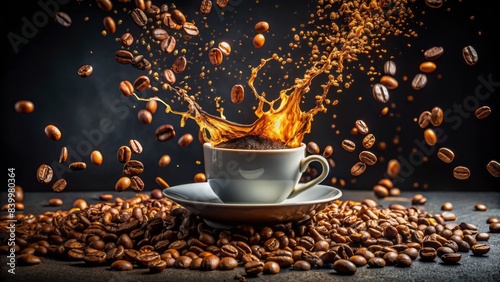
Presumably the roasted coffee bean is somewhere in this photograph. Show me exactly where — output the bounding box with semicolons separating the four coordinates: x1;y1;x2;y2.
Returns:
306;142;320;154
441;202;454;211
178;134;194;147
96;0;112;11
52;179;67;192
37;164;53;184
424;46;444;60
183;22;200;36
475;233;490;241
359;151;377;165
123;160;144;176
372;83;389;103
230;84;244;104
411;194;427;205
54;11;71;27
200;0;212;14
69;162;87;171
395;253;412;267
342;139;356;152
418;111;431;128
453;166;470;180
151;188;163;199
373;185;389;198
333;259;356;275
253;34;266;48
119;80;134;97
137;109;153;124
474;105;491;119
15;100;35;113
131;55;151;71
437;147;455;163
172;56;187;73
156;177;170;188
136;252;161;268
48;198;63;206
430;106;443;126
148;259;167;273
489;222;500;233
383;60;396;75
99;194;113;201
130;176;145;192
475;204;487;211
171;9;186;25
322;145;334;158
350;162;366;176
244;261;264;276
131;8;148;27
424;128;437;146
17;254;42;265
152;28;169;41
120;32;134;47
59;146;68;163
208;48;223;66
486;160;500;177
133;75;150;92
440;253;461;264
129;139;143;154
349;255;368;267
160;36;177;54
387;159;400;178
380;75;398;90
471;244;490;256
355;120;369;135
77;64;93;77
419;61;437;73
115;176;131;192
163;69;176;84
462;45;478;65
111;259;134;271
200;254;220;271
362;134;376;149
218;42;231;56
293;260;311;271
158;154;171;167
45;125;61;141
73;199;88;210
115;50;134;64
84;251;106;264
411;73;427;90
14;186;24;202
90;150;103;166
193;172;207;182
117;145;132;163
419;247;437;261
255;21;270;33
367;257;386;268
145;4;160;17
155;124;176;142
103;16;116;34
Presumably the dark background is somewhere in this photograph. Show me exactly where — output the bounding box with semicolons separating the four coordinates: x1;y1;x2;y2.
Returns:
2;0;499;193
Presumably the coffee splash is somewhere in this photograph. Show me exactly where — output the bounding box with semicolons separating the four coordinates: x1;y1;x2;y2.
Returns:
134;0;415;148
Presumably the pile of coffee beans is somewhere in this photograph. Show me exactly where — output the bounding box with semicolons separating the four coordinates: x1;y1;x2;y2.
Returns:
1;193;497;277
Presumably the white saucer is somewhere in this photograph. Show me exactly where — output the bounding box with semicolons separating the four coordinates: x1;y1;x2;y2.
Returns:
162;182;342;228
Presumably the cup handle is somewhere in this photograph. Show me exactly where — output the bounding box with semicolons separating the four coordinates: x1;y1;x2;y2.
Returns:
287;155;329;199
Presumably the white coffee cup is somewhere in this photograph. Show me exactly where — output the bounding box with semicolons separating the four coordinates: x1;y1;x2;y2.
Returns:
203;142;329;204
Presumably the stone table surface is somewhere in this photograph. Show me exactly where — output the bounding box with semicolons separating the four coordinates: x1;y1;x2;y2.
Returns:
0;190;499;282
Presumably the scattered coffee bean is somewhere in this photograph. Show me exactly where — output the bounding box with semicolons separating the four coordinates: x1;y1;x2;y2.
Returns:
341;139;356;152
437;147;455;163
69;162;87;171
474;105;491;119
350;162;366;176
355;120;369;134
120;32;134;47
218;42;231;56
419;61;437;73
411;73;427;90
137;109;153;124
372;83;389;103
424;46;444;60
379;75;398;89
395;253;412;267
178;134;194;147
440;253;461;264
307;142;320;154
52;179;67;192
490;222;500;233
115;177;131;192
230;84;244;104
172;56;187;73
253;34;265;48
208;48;223;66
474;204;487;211
14;100;35;113
123;160;144;176
155;124;176;142
130;176;145;192
115;50;134;64
194;172;207;182
90;150;103;166
119;80;134;97
48;198;63;206
362;134;376;149
471;244;490;256
37;164;53;184
111;259;134;271
418;111;432;128
383;60;396;75
59;146;68;163
334;259;356;275
99;194;113;201
131;8;148;27
359;151;377;165
367;257;386;268
129;139;143;154
486;160;500;177
156;176;170;188
255;21;270;33
160;36;177;54
430;106;443;126
453;166;470;180
441;202;453;211
54;11;72;27
45;125;62;141
133;75;150;92
462;45;478;66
